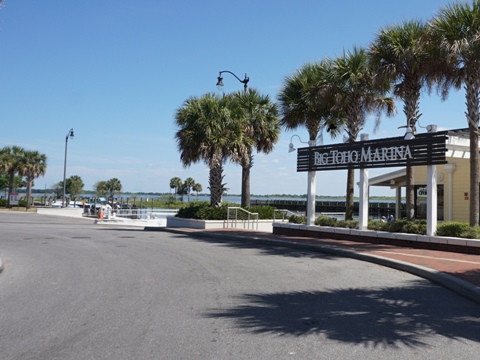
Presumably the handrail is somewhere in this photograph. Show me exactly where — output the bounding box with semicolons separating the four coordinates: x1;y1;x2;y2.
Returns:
273;209;299;222
227;207;259;230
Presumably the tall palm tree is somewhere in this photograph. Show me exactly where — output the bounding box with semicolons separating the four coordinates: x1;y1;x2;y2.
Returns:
0;146;25;207
175;93;248;207
329;47;395;220
232;88;280;207
429;1;480;226
278;60;343;224
105;178;122;203
19;150;47;209
369;20;432;220
184;177;196;202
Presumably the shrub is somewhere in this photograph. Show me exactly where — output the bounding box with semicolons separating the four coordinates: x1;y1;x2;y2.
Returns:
436;222;472;238
314;216;338;227
196;204;228;220
245;205;275;219
368;220;389;231
176;201;211;219
176;202;275;220
288;214;306;224
336;220;359;229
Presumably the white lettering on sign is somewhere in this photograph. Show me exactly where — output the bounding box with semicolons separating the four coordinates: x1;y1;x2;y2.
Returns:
314;145;413;166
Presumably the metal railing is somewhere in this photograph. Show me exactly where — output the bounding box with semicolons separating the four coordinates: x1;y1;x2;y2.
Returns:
227;207;259;230
273;209;299;222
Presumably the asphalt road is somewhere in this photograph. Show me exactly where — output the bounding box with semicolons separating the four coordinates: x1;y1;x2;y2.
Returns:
1;212;480;360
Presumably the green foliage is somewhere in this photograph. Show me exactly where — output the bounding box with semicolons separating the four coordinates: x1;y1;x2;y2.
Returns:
176;203;276;220
288;214;306;224
436;222;470;237
245;205;275;219
368;219;427;235
436;222;476;238
336;220;359;229
314;216;338;226
196;204;228;220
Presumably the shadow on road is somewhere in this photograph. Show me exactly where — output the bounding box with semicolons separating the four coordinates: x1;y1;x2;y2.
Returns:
203;281;480;348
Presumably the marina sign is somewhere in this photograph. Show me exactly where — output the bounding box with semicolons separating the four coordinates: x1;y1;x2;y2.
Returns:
296;131;448;172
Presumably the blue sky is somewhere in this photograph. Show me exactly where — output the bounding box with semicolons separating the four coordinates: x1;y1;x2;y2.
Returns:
0;0;467;197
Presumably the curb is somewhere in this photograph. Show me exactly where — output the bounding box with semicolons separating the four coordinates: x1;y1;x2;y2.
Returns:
159;228;480;305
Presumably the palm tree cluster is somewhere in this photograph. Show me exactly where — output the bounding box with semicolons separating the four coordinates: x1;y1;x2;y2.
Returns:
169;176;202;202
174;90;279;207
277;0;480;225
173;0;480;224
94;178;122;201
0;146;47;209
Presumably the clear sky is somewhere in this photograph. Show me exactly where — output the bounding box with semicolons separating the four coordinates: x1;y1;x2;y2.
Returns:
0;0;467;197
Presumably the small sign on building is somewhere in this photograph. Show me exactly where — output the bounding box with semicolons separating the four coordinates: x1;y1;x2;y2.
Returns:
9;192;19;205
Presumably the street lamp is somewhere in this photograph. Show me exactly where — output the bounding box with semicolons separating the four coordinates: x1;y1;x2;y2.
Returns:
62;128;74;208
216;70;249;92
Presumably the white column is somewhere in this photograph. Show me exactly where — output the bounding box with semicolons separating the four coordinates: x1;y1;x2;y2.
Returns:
359;168;369;230
427;165;437;236
395;187;402;219
307;171;316;225
444;164;456;221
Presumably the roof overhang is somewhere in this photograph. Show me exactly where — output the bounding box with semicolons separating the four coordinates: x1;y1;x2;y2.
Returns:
369;168;407;187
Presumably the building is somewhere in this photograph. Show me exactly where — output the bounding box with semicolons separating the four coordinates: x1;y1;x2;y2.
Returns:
369;129;471;222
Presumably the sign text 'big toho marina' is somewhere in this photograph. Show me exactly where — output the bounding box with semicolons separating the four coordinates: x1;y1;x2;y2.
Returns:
296;131;448;172
314;144;413;166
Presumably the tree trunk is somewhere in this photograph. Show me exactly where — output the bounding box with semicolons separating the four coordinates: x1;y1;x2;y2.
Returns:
7;173;14;208
405;166;415;220
469;126;479;226
345;167;355;220
209;162;225;207
465;72;480;226
241;153;253;208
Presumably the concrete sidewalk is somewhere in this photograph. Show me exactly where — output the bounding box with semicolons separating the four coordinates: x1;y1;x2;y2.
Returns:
157;227;480;305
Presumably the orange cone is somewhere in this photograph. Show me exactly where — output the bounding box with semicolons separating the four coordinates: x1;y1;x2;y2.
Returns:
98;208;103;220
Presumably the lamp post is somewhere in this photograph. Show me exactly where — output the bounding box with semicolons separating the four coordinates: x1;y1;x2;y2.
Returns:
62;128;74;208
289;135;316;225
216;70;249;92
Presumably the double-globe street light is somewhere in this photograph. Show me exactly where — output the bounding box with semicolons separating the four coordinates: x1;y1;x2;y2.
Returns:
62;128;74;208
216;70;249;92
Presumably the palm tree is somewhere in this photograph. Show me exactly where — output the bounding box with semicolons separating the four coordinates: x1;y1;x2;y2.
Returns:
0;146;25;207
369;20;432;220
429;1;480;226
184;177;195;202
232;88;280;208
94;181;109;197
169;177;182;199
175;93;247;207
105;178;122;203
67;175;84;207
278;60;343;225
329;47;395;220
192;182;202;198
18;150;47;209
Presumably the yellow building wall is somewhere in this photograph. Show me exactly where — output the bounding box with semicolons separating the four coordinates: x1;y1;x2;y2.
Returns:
412;158;470;222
